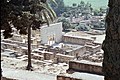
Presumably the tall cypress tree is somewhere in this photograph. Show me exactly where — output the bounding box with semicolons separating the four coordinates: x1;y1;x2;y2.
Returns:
102;0;120;80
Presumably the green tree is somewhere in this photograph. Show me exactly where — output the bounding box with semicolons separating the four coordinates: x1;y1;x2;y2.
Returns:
94;9;100;16
80;1;85;5
1;0;57;71
57;18;71;31
50;0;65;16
72;3;77;7
102;0;120;80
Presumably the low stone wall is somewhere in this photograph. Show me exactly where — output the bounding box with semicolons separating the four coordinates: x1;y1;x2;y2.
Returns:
68;46;86;57
43;52;75;63
57;75;81;80
67;60;103;75
31;53;44;60
56;54;75;63
1;77;17;80
85;44;101;53
62;35;93;45
43;52;54;60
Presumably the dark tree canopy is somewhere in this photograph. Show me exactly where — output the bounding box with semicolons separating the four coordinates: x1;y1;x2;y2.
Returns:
72;3;77;7
1;0;57;39
57;18;72;31
50;0;66;16
102;0;120;80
